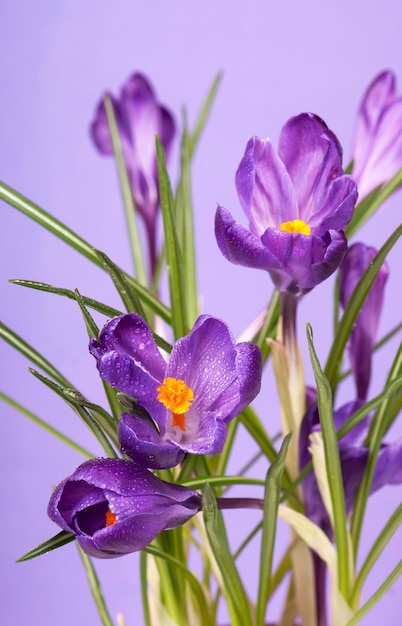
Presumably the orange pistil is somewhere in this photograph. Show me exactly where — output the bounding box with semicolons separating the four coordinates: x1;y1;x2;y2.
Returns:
105;508;117;527
279;219;311;235
156;377;194;432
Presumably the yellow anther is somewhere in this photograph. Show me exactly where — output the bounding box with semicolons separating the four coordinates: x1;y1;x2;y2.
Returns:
279;219;311;235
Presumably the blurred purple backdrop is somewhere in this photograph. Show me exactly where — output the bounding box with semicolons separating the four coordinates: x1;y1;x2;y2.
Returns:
1;2;401;625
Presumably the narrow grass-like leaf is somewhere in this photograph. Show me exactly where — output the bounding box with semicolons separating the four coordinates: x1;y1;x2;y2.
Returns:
256;433;292;626
0;321;72;387
182;475;264;490
178;119;198;327
324;222;402;391
10;279;123;319
17;530;75;562
346;560;402;626
140;552;152;626
351;503;402;607
95;249;147;319
189;73;222;158
0;181;171;321
240;406;298;507
202;483;253;626
0;391;93;458
346;167;402;238
156;136;187;338
351;339;402;556
77;546;115;626
254;290;280;363
29;369;118;457
307;323;351;598
74;288;100;338
145;545;213;625
103;94;148;286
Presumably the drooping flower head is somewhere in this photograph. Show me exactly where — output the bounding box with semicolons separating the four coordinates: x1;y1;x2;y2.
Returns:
48;458;201;559
351;70;402;200
90;73;176;271
215;113;358;296
90;314;262;469
339;242;389;401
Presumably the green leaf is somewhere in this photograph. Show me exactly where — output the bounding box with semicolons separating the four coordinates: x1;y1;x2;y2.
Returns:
182;475;264;490
324;222;402;391
202;483;253;626
17;530;75;562
77;546;115;626
351;339;402;556
0;181;171;321
189;73;222;157
156;136;187;338
10;279;124;319
346;167;402;238
351;503;402;607
256;433;292;626
144;545;213;625
0;320;72;388
94;248;147;319
103;94;148;286
345;560;402;626
307;323;352;598
254;290;281;363
29;368;118;457
0;391;94;458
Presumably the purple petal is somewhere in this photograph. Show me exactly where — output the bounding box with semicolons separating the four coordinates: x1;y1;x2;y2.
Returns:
278;113;346;222
215;205;281;270
91;313;167;382
96;351;165;426
235;137;298;233
118;413;185;469
352;71;396;184
340;243;389;400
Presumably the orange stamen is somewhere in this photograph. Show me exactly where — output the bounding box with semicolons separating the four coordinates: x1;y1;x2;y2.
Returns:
105;508;117;527
156;377;194;432
279;219;311;235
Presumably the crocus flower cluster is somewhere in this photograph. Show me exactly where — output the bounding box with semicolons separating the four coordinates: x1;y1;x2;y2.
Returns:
48;458;202;559
90;313;262;469
215;113;358;297
90;73;176;272
48;313;262;557
351;70;402;200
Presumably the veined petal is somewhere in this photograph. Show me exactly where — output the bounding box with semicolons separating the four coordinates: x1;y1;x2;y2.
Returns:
278;113;344;222
235;137;298;234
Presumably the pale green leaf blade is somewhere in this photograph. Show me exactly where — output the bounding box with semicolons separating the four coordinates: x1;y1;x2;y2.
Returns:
202;483;253;626
77;546;115;626
256;433;292;626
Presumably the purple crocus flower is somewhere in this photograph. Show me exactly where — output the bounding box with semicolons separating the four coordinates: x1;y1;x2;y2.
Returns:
90;73;176;272
90;313;262;469
351;70;402;200
339;242;389;401
48;458;201;559
215;113;358;296
300;400;402;535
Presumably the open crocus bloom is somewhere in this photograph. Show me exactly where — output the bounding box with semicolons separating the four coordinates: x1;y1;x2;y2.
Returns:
351;70;402;200
48;458;201;559
339;242;389;401
215;113;357;296
90;313;262;468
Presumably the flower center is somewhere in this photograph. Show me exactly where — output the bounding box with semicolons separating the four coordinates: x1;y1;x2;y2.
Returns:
279;219;311;235
156;377;194;432
105;508;117;527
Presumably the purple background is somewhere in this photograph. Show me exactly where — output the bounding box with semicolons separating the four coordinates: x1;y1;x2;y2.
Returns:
1;2;401;624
